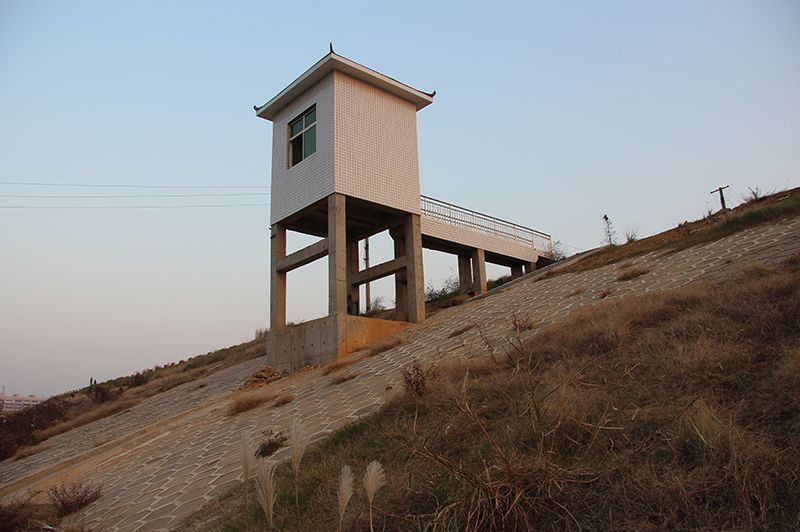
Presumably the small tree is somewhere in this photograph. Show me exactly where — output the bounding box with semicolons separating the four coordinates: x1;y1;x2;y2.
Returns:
602;215;617;246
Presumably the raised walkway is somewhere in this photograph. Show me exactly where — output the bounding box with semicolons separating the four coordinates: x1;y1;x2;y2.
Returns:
1;215;798;531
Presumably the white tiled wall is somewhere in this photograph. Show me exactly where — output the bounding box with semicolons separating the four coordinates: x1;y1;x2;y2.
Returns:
270;70;421;226
270;75;335;225
333;72;421;215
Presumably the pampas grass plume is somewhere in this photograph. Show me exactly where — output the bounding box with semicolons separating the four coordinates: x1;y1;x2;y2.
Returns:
255;461;277;530
337;465;353;532
290;417;310;507
363;460;386;532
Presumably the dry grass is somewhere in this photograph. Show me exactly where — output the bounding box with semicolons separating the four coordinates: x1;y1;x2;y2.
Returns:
240;366;285;390
364;336;404;357
510;312;534;333
185;254;800;531
33;399;140;442
321;359;357;375
273;394;295;407
616;265;650;281
568;287;584;297
448;323;476;338
598;288;612;299
12;442;52;461
227;390;279;416
554;187;800;276
330;373;360;385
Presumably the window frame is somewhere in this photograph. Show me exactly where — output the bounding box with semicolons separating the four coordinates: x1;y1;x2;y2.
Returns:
287;105;317;168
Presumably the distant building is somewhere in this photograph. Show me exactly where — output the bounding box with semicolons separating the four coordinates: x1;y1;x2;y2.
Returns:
0;393;47;413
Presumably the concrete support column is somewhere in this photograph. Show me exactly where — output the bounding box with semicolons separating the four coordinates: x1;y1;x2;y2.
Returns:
328;194;348;353
390;225;407;321
404;214;425;323
458;254;473;294
346;239;360;315
270;223;287;333
523;261;537;275
510;264;524;278
471;248;487;295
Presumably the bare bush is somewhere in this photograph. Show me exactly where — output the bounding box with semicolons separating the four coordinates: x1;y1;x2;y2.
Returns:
48;480;102;517
0;498;35;531
402;361;439;397
255;429;287;458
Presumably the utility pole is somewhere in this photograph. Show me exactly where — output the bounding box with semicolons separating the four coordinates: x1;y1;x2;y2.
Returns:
710;185;730;211
364;238;371;313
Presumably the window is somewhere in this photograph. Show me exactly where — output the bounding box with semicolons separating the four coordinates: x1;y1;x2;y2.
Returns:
288;105;316;167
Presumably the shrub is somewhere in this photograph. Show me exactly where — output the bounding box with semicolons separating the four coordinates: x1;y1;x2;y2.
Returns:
47;480;102;517
128;371;150;388
402;361;438;397
0;397;68;460
87;384;120;404
425;276;461;303
0;498;35;532
255;429;287;458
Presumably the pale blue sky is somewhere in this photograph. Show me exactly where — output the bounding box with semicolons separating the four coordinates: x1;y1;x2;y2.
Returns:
1;1;798;395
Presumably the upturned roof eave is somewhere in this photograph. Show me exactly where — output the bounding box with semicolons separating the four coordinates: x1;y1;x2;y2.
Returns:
254;52;434;121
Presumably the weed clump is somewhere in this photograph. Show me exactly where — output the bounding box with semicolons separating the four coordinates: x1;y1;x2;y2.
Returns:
616;265;650;281
227;390;278;416
331;373;360;385
255;429;287;458
401;361;439;397
47;480;102;517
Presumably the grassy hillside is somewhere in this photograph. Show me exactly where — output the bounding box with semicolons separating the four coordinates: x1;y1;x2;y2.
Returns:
187;252;800;530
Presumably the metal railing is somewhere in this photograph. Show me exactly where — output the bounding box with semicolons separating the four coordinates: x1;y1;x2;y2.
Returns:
420;195;552;252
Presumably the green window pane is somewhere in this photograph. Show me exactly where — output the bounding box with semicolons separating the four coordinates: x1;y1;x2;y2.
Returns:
303;126;316;158
304;108;316;127
290;136;303;166
290;118;303;137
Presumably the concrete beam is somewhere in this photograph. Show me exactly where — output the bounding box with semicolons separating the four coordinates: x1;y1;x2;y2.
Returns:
270;224;287;333
275;238;328;273
328;194;348;320
458;254;472;293
347;239;360;315
405;214;425;323
523;261;537;274
390;226;407;321
471;248;487;295
350;256;407;287
350;215;407;242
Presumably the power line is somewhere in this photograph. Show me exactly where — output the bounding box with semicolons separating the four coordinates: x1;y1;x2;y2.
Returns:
0;193;269;199
0;180;268;189
0;203;268;209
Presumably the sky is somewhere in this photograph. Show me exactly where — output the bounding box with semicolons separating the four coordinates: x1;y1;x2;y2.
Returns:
1;0;798;396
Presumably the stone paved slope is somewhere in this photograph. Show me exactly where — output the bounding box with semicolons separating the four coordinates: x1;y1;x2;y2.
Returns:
1;216;798;531
0;357;268;487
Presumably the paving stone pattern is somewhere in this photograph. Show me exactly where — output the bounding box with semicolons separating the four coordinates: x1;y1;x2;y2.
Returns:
2;217;798;531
